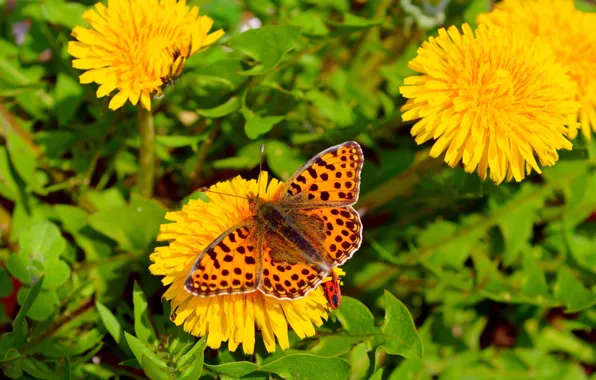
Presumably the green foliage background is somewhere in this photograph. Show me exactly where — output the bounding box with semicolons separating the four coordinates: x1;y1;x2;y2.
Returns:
1;0;596;379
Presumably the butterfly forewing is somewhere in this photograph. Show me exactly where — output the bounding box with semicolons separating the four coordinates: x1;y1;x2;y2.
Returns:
184;220;261;297
274;141;363;208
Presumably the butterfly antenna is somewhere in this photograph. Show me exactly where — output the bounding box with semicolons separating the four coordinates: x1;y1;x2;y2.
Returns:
257;144;265;199
198;187;248;200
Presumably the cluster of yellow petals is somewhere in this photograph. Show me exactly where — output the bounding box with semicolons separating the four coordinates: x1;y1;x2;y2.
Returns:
400;23;579;184
149;173;332;354
68;0;224;111
478;0;596;141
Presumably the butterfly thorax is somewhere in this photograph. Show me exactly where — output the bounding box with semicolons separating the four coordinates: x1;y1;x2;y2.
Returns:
254;200;330;270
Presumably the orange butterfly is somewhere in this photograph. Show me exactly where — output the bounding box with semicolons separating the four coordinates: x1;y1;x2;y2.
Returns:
324;271;342;309
184;141;363;300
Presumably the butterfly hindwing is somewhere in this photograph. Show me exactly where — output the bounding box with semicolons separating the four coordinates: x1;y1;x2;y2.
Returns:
185;220;260;297
258;227;328;299
274;141;363;208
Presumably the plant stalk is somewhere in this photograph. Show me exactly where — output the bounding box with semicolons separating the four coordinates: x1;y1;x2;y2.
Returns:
138;105;155;198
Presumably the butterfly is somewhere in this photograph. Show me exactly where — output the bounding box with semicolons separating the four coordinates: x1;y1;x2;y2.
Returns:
184;141;363;300
323;271;342;309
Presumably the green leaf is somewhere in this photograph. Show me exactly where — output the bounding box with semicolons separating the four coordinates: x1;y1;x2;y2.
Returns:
306;90;354;127
0;147;20;201
388;358;425;380
349;343;370;380
555;267;596;312
140;355;170;380
88;194;166;251
197;96;241;118
243;111;284;140
53;73;83;127
20;356;58;380
0;267;14;298
260;354;350;380
229;26;301;75
178;338;207;380
133;282;156;344
205;362;258;378
3;118;42;193
17;288;58;321
18;222;66;264
124;332;168;373
42;258;71;290
24;0;86;29
0;276;44;352
60;356;71;380
335;297;375;334
379;291;423;359
521;250;550;299
327;13;382;34
96;302;123;345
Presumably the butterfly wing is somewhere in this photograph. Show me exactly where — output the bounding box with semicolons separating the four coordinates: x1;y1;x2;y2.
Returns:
185;219;261;297
273;141;363;209
294;205;363;266
257;227;328;300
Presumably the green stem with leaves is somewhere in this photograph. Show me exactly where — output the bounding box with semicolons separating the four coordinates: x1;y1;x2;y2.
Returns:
138;105;155;198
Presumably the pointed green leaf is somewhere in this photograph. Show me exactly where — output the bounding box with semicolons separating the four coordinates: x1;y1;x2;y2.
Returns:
96;302;123;345
335;297;375;334
197;96;240;118
124;332;168;371
379;291;423;359
555;267;596;312
178;338;207;380
229;26;301;75
133;282;156;344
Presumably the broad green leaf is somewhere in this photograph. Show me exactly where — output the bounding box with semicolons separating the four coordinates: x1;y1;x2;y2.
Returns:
349;343;370;380
243;111;284;140
96;302;123;345
124;332;168;372
23;0;86;29
178;338;207;380
264;140;304;181
335;297;375;334
521;250;550;299
464;0;492;26
17;288;58;321
229;26;301;75
379;291;423;359
259;354;350;380
388;358;425;380
189;59;246;91
565;233;596;273
53;73;83;127
205;362;258;378
89;194;166;251
555;267;596;312
197;96;241;117
41;258;70;290
133;282;156;344
18;222;66;263
0;267;14;298
290;10;329;37
306;90;354;127
309;335;365;357
491;185;543;264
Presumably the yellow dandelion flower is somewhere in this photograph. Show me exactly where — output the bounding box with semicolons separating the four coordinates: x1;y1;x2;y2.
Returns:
400;24;579;184
478;0;596;141
149;173;339;354
68;0;224;111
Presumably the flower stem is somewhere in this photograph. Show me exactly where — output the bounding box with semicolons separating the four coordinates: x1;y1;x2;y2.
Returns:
138;105;155;198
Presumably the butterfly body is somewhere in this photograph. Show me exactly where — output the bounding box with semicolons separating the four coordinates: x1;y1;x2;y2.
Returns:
185;141;363;301
324;271;342;309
